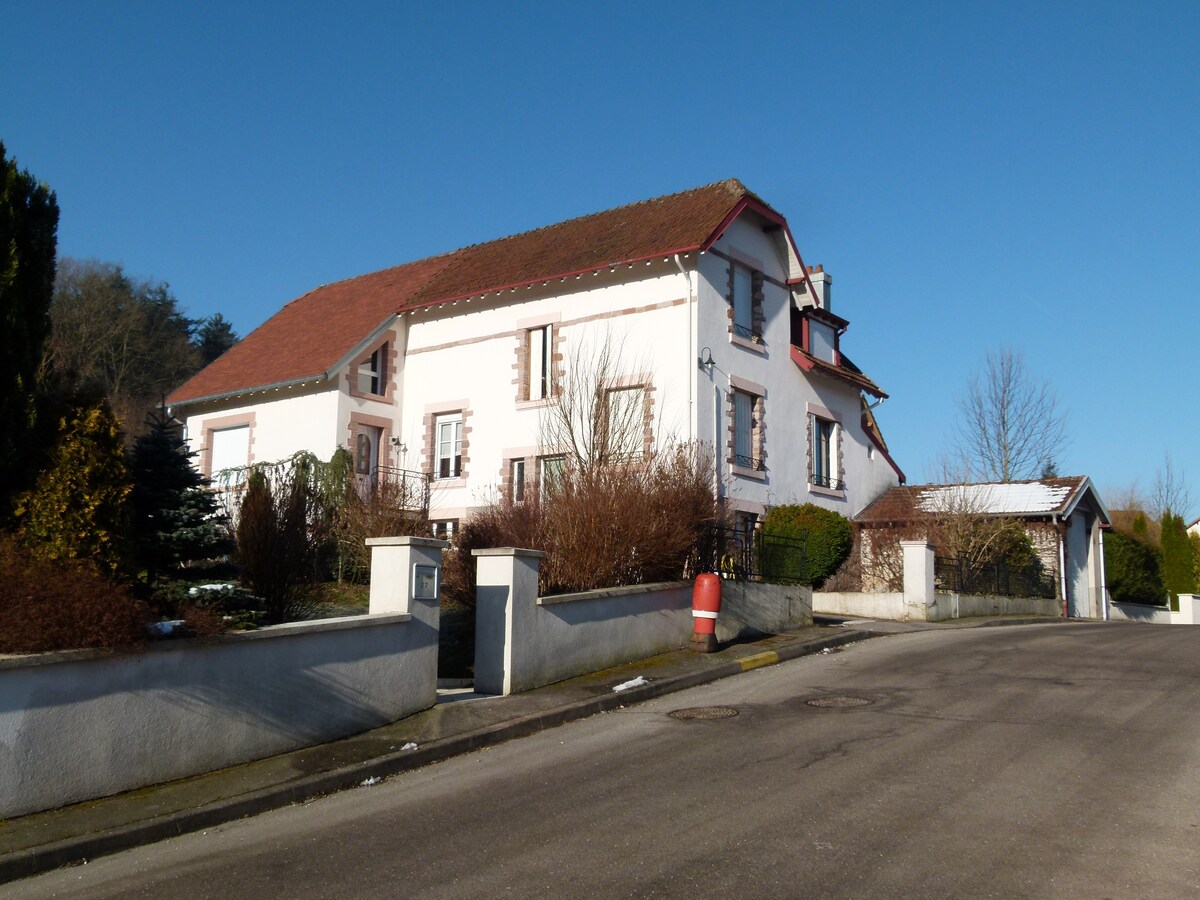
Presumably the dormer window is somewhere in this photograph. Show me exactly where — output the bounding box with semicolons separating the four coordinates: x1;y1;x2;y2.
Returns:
356;343;388;397
808;321;837;364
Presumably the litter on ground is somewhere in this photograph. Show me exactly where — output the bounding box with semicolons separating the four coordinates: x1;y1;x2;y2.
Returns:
613;676;648;692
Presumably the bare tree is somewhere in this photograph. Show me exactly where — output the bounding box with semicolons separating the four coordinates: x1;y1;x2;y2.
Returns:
539;335;652;475
955;347;1068;482
1150;451;1192;519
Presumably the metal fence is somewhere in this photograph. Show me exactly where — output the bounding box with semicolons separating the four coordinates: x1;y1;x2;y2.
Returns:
692;527;809;584
934;556;1056;599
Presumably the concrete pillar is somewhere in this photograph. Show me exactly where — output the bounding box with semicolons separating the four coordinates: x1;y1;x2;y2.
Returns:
366;536;449;615
472;548;545;696
901;541;935;621
1174;594;1200;625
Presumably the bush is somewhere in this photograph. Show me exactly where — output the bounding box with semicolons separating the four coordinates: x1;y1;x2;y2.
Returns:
0;532;149;653
13;397;131;572
1160;512;1196;604
1105;529;1165;606
443;445;716;606
762;503;853;587
235;469;321;623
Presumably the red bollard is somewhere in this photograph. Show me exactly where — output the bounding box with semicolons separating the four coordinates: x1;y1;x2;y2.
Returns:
690;573;722;653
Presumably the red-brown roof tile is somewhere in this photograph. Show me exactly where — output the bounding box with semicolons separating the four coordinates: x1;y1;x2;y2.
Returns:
169;179;761;405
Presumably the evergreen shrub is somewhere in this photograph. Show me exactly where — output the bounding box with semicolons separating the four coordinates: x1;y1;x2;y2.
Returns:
761;503;853;587
1104;529;1165;606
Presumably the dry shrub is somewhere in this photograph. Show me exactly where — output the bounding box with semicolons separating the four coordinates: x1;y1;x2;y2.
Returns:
444;445;716;606
334;477;431;582
0;532;149;653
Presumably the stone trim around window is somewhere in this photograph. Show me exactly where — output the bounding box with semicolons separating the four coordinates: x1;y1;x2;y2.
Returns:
725;260;766;349
727;382;766;480
806;402;845;496
513;317;566;406
197;412;256;478
422;400;472;485
346;333;398;402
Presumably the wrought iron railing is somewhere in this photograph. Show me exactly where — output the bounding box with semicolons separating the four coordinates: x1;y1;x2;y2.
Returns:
692;526;808;584
372;466;432;515
810;472;845;490
733;454;765;471
732;322;763;343
935;556;1056;599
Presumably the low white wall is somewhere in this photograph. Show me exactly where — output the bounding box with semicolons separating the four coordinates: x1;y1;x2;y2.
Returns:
474;548;691;695
716;581;813;642
0;611;439;820
930;592;1060;620
814;591;906;620
1172;594;1200;625
1109;602;1174;625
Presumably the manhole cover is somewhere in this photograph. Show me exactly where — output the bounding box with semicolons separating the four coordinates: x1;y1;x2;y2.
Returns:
806;696;874;709
668;706;739;720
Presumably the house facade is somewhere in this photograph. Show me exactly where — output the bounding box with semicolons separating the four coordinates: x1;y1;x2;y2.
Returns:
167;180;904;533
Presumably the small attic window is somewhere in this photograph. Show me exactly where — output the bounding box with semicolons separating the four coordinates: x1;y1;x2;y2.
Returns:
808;321;836;364
357;344;385;396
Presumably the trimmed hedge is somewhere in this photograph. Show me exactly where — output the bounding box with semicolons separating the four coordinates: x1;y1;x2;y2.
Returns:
1104;529;1165;607
762;503;853;587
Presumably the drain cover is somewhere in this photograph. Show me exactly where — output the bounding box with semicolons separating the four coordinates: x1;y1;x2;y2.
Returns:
806;696;874;709
668;706;739;720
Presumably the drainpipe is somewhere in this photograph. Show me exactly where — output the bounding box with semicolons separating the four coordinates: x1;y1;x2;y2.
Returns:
1098;526;1109;621
673;254;694;443
1057;515;1069;619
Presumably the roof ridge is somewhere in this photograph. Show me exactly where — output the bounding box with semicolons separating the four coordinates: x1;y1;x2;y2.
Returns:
279;179;751;306
446;178;750;255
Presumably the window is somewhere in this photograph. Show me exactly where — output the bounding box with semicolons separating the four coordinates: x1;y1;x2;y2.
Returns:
603;386;645;460
435;413;463;479
730;265;762;343
808;322;836;363
432;520;458;542
526;325;551;401
511;458;526;503
357;344;386;396
733;267;753;338
539;454;566;492
811;416;843;489
210;425;250;478
731;389;763;471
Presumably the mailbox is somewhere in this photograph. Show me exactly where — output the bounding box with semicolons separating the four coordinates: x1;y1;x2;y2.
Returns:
412;563;440;601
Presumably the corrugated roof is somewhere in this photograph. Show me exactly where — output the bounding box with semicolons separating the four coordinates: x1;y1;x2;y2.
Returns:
856;477;1090;523
168;180;764;405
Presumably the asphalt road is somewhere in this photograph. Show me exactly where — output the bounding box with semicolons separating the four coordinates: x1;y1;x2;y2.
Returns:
8;622;1199;898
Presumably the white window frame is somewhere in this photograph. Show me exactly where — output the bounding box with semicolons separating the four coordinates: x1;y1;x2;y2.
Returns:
511;458;526;503
603;385;645;461
807;403;843;493
539;454;566;492
528;325;551;401
435;413;463;480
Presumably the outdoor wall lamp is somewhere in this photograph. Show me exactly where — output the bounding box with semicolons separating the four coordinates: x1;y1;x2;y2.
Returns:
698;347;715;371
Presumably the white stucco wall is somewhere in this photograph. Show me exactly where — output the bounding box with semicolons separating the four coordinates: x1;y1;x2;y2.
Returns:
180;384;342;472
0;611;438;819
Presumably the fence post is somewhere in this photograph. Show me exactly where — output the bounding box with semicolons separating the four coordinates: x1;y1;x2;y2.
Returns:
901;541;935;620
473;548;545;696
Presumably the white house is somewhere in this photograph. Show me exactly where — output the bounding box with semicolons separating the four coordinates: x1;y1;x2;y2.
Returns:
167;180;905;534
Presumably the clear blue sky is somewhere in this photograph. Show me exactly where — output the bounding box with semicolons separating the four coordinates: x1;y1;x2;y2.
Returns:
4;1;1197;516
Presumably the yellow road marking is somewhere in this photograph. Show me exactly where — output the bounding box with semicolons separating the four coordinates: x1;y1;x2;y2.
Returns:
738;651;780;672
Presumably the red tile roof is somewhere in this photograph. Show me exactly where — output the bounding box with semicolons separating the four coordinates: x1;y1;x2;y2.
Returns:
790;346;887;398
169;179;768;405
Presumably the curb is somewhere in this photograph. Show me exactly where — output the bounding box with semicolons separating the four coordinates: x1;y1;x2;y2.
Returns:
0;629;877;883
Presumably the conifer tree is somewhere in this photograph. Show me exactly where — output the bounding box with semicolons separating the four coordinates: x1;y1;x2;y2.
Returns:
128;408;231;585
1;141;59;508
1160;512;1196;604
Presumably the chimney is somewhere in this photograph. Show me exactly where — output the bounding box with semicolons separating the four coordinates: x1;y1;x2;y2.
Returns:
806;264;832;310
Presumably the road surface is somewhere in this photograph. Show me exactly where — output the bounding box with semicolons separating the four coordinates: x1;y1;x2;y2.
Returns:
7;622;1199;898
